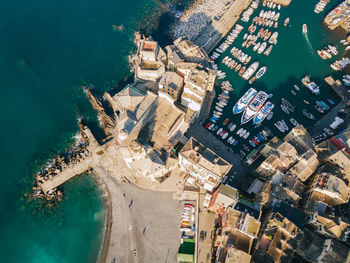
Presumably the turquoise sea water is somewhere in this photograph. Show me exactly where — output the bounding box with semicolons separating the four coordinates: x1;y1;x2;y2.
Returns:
0;0;179;262
208;0;344;152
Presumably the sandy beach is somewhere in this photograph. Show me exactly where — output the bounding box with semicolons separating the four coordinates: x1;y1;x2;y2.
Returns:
94;166;182;263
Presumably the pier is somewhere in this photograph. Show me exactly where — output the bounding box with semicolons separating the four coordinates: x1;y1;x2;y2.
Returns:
308;76;349;136
194;0;252;53
40;156;93;193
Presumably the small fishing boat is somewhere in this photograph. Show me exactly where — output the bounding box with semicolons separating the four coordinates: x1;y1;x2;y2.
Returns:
302;109;315;120
281;120;289;131
216;128;223;135
257;134;264;142
208;123;215;130
294;84;300;91
243;132;250;139
213;114;221;119
266;111;273;120
274;121;285;132
236;128;244;135
254;136;260;143
249;140;256;147
230;124;236;132
212;125;218;131
240;130;247;137
205;122;212;129
222;132;229;139
255;66;267;79
303;100;310;105
238;66;246;76
235;64;242;72
291;90;296;96
284;17;289;26
290;118;299;127
259;132;267;141
210;118;217;123
249;76;256;84
281;104;289;114
223;118;229;125
303;24;307;33
215;106;223;112
213;111;222;116
328;99;335;105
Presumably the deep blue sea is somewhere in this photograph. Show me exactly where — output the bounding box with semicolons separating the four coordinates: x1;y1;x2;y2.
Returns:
0;0;345;262
0;0;186;262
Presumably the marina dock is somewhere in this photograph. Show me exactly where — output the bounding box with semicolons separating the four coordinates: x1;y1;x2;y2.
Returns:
194;0;252;53
308;76;349;136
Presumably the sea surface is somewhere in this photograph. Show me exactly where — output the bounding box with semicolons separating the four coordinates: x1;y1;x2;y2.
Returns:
0;0;345;262
0;0;183;262
209;0;344;154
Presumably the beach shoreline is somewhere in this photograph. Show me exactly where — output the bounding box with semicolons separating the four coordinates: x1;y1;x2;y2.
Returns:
94;172;113;263
93;166;182;263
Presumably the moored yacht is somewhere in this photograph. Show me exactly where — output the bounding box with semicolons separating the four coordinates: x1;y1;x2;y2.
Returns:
232;87;258;114
255;66;267;79
253;101;274;125
242;61;259;80
241;91;268;124
302;75;320;95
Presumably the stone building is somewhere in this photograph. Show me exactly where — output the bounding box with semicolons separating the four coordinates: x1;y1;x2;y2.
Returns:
179;137;232;191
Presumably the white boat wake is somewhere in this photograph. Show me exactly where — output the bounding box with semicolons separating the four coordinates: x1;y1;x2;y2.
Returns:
303;32;315;55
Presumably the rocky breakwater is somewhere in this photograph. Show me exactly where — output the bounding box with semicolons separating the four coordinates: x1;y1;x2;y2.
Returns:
84;86;116;137
32;124;91;202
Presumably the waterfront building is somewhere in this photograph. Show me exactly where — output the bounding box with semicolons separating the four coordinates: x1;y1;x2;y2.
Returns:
119;141;178;181
138;39;166;62
308;164;350;206
260;137;283;158
179;137;232;191
255;173;306;206
173;37;209;66
288;149;319;182
255;141;298;177
135;38;166;82
158;72;184;102
316;138;350;180
208;184;239;215
164;44;184;69
112;86;159;145
283;125;315;155
181;66;215;111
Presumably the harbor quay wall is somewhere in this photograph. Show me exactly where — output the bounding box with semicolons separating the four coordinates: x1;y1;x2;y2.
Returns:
271;0;292;7
193;0;252;53
308;76;349;136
